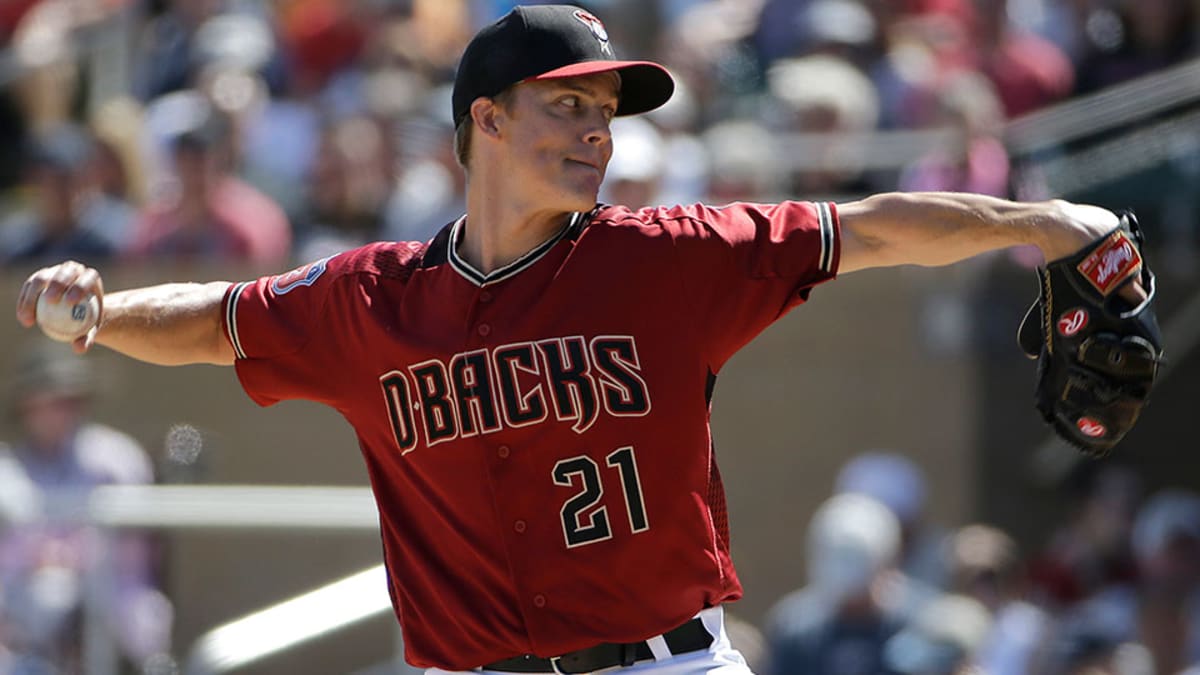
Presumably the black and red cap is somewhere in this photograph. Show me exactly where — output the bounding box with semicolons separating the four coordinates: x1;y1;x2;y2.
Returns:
451;5;675;127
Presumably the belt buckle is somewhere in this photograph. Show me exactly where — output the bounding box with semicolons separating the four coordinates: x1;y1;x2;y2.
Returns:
549;656;569;675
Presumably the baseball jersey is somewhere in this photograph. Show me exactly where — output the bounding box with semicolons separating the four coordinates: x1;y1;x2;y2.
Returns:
222;200;840;670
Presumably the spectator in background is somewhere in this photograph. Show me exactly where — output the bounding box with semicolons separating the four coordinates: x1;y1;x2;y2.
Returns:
383;108;467;246
899;71;1010;198
0;125;128;267
296;116;396;260
599;116;668;209
127;93;291;267
1074;0;1198;94
835;451;948;589
765;53;882;197
763;493;908;675
753;0;881;68
881;593;993;675
133;0;285;102
1054;489;1200;675
944;524;1050;675
1029;464;1141;610
971;0;1075;118
0;343;173;674
702;119;785;203
642;76;710;207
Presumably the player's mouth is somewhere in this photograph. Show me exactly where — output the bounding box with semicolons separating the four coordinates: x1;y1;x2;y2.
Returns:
561;156;604;181
566;158;603;176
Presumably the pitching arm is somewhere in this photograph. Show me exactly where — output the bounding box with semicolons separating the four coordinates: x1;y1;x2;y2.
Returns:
15;261;235;366
836;192;1128;273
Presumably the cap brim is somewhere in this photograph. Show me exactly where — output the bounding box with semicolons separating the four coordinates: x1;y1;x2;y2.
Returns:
527;60;675;117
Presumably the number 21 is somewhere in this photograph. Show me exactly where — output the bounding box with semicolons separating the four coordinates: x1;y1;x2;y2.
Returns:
552;446;649;548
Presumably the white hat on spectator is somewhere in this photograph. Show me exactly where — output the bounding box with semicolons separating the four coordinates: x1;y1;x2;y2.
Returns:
806;492;900;599
767;54;880;132
607;117;666;183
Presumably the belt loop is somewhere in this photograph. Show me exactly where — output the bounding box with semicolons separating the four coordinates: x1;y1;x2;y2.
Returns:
620;642;637;667
645;635;672;661
550;657;568;675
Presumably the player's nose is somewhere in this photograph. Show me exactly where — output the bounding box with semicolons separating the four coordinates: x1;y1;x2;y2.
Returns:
581;110;612;147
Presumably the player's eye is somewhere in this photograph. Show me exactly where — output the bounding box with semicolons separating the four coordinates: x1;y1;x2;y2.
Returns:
559;95;580;109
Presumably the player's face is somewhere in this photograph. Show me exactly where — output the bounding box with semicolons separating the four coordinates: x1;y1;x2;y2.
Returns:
500;73;619;212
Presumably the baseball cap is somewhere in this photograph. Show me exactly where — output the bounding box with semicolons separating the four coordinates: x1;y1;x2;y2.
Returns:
451;5;675;127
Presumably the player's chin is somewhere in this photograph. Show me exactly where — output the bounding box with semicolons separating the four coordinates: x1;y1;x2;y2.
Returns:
557;183;601;211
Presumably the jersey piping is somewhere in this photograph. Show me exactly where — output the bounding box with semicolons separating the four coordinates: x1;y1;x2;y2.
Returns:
226;281;253;360
817;201;835;274
447;212;584;287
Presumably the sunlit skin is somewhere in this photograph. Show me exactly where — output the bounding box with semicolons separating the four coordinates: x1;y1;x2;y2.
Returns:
461;72;620;275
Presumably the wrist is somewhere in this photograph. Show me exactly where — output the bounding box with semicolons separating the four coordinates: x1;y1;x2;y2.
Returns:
1037;200;1120;262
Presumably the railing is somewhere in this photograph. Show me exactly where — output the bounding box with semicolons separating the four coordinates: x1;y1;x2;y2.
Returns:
184;564;403;675
15;485;387;675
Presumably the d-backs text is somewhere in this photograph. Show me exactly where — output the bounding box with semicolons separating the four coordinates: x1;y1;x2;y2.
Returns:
379;335;652;452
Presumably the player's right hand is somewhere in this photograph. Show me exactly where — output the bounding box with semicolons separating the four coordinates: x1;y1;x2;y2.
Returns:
15;260;106;352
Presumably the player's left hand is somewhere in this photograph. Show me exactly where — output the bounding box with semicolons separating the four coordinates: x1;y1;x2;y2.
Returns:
1018;211;1163;457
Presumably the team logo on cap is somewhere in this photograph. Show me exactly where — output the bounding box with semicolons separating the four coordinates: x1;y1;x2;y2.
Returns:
573;9;614;57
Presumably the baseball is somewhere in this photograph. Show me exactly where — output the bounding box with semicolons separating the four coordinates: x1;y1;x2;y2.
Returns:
35;291;100;343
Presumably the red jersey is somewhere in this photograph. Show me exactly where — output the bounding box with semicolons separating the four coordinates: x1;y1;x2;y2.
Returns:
222;201;840;670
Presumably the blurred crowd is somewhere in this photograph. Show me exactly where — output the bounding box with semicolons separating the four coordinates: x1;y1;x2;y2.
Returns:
756;452;1200;675
0;1;1198;673
0;345;172;674
0;0;1196;272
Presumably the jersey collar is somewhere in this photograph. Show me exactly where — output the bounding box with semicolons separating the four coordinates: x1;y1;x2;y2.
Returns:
447;212;585;287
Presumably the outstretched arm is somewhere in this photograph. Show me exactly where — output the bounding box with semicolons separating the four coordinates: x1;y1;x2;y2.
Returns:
837;192;1122;273
15;261;235;366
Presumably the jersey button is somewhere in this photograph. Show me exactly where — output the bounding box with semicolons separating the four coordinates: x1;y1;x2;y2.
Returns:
479;291;493;303
513;520;526;533
497;445;510;459
532;594;546;608
478;324;491;337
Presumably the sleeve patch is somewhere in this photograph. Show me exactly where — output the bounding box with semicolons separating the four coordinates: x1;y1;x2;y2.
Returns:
271;256;333;295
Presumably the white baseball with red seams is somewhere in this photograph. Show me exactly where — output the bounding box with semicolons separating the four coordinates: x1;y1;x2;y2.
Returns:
36;291;100;342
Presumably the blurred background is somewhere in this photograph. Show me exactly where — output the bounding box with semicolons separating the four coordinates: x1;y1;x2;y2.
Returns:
0;0;1197;673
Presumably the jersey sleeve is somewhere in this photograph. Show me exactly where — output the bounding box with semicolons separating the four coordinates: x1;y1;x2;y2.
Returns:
222;253;350;407
648;200;840;368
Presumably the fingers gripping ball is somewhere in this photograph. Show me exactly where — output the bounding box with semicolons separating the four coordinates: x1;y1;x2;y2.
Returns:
36;291;100;343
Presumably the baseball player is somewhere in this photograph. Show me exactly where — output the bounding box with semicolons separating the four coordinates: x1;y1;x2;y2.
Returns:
15;5;1151;674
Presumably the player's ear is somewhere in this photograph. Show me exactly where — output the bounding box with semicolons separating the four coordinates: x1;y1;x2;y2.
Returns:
470;98;503;140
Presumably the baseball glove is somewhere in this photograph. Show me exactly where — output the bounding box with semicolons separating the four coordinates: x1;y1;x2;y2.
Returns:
1017;211;1163;457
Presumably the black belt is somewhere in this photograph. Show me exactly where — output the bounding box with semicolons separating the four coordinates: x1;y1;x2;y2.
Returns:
483;618;713;673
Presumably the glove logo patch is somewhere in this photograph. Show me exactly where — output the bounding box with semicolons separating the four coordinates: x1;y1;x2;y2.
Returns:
1076;417;1107;438
1057;308;1089;337
1077;231;1141;296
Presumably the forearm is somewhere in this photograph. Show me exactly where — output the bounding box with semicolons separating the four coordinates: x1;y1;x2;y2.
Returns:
98;282;235;366
837;192;1119;273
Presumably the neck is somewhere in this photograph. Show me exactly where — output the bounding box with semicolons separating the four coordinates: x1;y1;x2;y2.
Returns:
460;179;580;275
